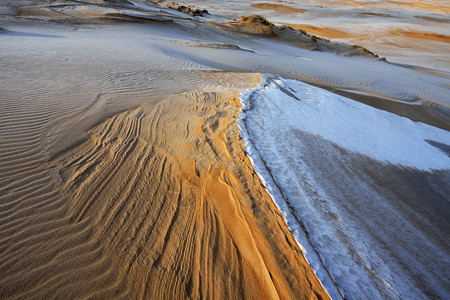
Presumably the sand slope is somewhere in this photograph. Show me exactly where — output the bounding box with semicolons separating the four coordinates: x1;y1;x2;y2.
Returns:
0;1;448;298
0;71;328;299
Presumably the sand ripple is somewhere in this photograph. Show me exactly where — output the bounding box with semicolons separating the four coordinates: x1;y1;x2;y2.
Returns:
0;72;328;299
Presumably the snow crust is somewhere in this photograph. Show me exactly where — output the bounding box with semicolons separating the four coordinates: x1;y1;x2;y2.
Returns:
243;76;450;171
238;75;450;299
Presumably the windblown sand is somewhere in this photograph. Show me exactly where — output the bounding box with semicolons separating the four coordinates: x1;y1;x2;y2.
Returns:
387;1;450;13
390;29;450;44
278;23;353;39
0;0;449;299
0;67;327;298
251;3;306;14
174;0;450;71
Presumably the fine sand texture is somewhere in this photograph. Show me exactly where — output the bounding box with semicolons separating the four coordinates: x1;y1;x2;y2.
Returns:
277;23;353;39
173;0;450;72
250;3;306;14
1;1;449;299
390;29;450;44
0;68;328;299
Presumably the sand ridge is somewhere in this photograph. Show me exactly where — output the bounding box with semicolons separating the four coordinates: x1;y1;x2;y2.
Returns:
251;3;306;13
277;23;353;39
1;1;449;298
0;71;329;299
390;29;450;44
387;1;450;13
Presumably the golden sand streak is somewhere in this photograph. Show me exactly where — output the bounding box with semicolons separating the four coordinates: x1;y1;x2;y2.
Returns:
387;1;450;13
391;29;450;43
0;72;328;299
251;3;306;13
278;23;354;39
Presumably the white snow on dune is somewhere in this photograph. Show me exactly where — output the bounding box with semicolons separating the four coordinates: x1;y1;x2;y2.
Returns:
238;75;450;299
242;76;450;171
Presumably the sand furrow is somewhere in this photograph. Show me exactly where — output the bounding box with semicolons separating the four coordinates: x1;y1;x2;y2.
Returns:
0;184;57;210
0;140;42;152
0;69;328;298
0;136;43;148
0;153;44;169
0;0;449;297
0;114;63;127
0;126;48;137
0;190;61;223
0;147;44;162
0;171;52;195
0;161;46;181
0;193;64;230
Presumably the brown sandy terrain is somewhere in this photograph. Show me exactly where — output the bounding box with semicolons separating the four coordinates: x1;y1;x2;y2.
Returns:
169;0;450;71
390;29;450;43
414;15;450;23
278;23;354;39
227;15;277;36
223;16;378;58
345;0;363;5
1;1;449;299
387;1;450;13
251;3;306;13
0;70;328;299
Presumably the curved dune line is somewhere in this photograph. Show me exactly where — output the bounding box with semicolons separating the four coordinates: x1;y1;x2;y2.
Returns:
391;29;450;43
251;3;306;13
0;83;121;298
387;1;450;13
0;71;328;298
278;22;354;39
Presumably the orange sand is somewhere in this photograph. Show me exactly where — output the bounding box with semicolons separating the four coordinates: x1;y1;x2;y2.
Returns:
391;29;450;43
387;1;450;13
251;3;306;13
0;71;329;299
279;23;354;38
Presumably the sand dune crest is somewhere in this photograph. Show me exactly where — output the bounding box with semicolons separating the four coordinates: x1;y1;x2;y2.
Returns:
251;3;306;13
1;72;328;299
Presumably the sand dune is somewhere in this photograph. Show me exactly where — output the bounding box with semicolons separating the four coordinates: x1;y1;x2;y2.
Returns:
251;3;306;13
1;0;449;299
387;1;450;13
391;29;450;43
172;0;450;71
0;69;328;298
277;23;353;39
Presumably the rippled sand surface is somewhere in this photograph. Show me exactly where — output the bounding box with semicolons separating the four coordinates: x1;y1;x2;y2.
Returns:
0;1;448;299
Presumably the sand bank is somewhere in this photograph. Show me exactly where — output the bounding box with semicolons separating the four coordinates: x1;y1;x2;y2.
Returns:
390;29;450;44
277;23;353;39
171;0;450;72
387;1;450;13
0;68;328;298
251;3;306;14
0;1;449;298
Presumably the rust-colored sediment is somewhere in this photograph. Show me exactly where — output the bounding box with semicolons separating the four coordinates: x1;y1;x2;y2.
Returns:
390;29;450;43
278;23;354;39
387;1;450;13
0;72;328;299
251;3;306;13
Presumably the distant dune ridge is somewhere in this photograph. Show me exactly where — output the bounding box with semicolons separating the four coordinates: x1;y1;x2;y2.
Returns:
173;0;450;72
251;3;306;13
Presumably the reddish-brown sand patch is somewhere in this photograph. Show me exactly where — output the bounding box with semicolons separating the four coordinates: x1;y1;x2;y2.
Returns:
391;29;450;43
387;1;450;13
278;23;354;38
251;3;306;13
